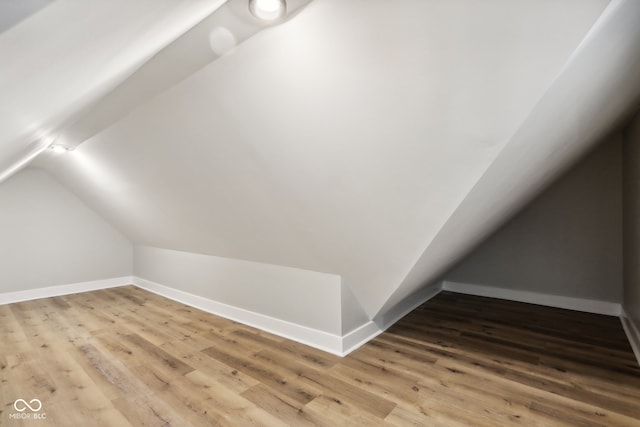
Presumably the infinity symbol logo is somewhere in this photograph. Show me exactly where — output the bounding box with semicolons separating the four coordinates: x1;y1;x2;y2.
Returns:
14;399;42;412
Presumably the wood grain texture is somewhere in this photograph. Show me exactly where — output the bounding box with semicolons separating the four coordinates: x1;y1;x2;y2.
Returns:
1;287;639;426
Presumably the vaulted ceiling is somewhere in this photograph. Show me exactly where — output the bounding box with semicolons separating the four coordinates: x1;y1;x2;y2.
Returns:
3;0;640;320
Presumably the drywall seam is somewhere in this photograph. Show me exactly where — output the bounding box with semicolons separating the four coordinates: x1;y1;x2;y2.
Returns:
132;276;346;356
0;276;133;305
621;310;640;367
442;280;622;316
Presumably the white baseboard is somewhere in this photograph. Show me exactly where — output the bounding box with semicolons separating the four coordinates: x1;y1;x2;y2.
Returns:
442;280;622;316
621;310;640;367
3;275;634;363
334;282;445;356
376;282;443;330
132;276;348;356
341;320;383;355
0;274;356;356
130;277;446;357
0;276;134;305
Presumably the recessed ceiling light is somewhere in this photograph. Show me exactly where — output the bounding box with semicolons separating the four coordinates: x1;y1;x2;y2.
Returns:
50;144;69;153
249;0;286;21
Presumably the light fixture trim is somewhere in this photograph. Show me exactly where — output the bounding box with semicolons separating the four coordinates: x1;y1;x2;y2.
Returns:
50;144;69;153
249;0;286;21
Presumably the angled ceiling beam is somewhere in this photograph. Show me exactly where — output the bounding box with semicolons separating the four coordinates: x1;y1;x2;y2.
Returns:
55;0;313;151
0;0;313;184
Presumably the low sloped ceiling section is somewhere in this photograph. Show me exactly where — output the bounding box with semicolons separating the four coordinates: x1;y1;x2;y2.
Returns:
0;0;227;182
379;0;640;318
36;0;612;319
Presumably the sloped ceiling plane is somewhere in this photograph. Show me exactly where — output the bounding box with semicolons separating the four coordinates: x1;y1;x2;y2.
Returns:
2;0;640;336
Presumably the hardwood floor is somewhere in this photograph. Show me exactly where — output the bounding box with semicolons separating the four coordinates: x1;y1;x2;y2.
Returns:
1;287;639;426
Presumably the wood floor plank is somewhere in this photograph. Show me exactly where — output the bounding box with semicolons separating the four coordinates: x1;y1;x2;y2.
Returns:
2;287;639;426
240;383;325;427
110;394;186;427
121;333;195;376
201;345;321;406
303;394;391;426
159;341;260;394
184;369;286;426
327;355;420;406
231;328;340;371
253;348;396;419
385;403;471;427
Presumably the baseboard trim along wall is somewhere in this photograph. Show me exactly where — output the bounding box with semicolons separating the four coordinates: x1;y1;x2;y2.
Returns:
132;276;350;356
340;281;443;355
2;276;635;361
442;280;622;316
131;277;445;356
621;311;640;367
0;276;133;305
341;320;383;355
0;275;354;356
376;282;443;330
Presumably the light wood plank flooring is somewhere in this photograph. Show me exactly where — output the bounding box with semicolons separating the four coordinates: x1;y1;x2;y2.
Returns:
1;286;639;426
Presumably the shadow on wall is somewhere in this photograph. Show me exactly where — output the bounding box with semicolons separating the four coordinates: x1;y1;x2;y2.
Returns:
442;132;623;303
623;110;640;341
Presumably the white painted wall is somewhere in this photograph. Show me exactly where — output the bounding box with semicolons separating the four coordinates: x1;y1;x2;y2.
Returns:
0;168;132;292
624;111;640;330
341;284;369;335
133;246;346;335
443;134;622;302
